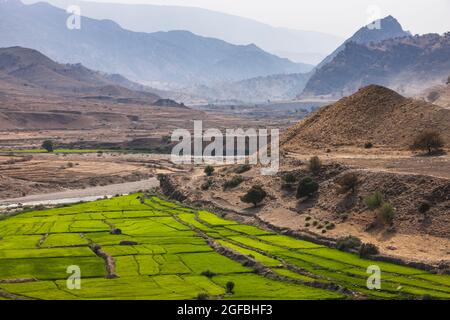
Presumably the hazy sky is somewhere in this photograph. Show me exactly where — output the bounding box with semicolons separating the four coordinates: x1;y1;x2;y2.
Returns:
82;0;450;37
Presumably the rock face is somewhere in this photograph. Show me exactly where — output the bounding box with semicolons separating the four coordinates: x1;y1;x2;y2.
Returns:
301;33;450;98
0;0;309;87
314;16;410;71
282;85;450;150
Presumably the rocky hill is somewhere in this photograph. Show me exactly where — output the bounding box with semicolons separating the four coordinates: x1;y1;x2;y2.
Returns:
282;85;450;150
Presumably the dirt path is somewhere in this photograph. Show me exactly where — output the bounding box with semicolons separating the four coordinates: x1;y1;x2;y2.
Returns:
0;178;159;207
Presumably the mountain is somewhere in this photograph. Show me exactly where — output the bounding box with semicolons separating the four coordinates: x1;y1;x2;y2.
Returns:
282;85;450;150
301;33;450;98
418;76;450;109
315;16;410;70
22;0;343;65
0;0;311;89
189;73;311;103
0;46;160;102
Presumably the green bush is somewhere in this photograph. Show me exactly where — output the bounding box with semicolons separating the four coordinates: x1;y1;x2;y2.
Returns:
296;177;319;199
418;202;431;214
197;293;209;300
42;140;54;153
359;243;379;258
223;175;244;190
226;281;235;294
201;179;213;190
336;236;362;251
282;173;297;184
378;203;395;225
308;156;322;175
364;191;384;210
201;270;217;278
240;185;267;207
234;164;251;174
204;165;215;176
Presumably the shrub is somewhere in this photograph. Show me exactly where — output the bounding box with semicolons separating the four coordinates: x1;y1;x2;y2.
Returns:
282;173;297;184
201;270;217;278
364;191;384;210
336;236;362;251
364;142;373;149
197;293;209;300
410;131;445;155
308;156;322;175
326;223;335;230
336;172;358;194
378;202;395;225
240;185;267;207
223;175;244;190
226;281;235;294
312;221;318;227
305;216;311;221
305;223;310;227
322;229;327;234
359;243;379;258
296;177;319;199
42;140;54;153
418;202;431;214
234;164;251;174
204;165;215;176
201;179;213;190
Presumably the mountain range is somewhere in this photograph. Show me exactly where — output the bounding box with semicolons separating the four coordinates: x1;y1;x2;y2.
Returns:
0;46;160;103
22;0;343;65
0;0;311;90
301;32;450;98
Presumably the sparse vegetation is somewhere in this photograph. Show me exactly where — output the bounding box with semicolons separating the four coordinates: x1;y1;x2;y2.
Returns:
296;177;319;199
204;165;215;176
410;131;445;155
364;191;384;210
201;179;213;191
359;243;379;258
364;142;373;149
234;164;251;174
282;173;297;184
241;185;267;207
336;172;359;194
336;236;362;251
308;156;322;175
378;202;395;225
41;140;54;153
223;175;244;190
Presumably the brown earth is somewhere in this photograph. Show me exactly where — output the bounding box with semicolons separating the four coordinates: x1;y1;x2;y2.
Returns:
282;85;450;151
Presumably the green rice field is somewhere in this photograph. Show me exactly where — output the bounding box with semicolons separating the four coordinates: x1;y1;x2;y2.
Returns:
0;194;449;300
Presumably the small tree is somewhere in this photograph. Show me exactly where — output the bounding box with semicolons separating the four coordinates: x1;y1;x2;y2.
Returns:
410;131;444;155
296;177;319;199
359;243;379;258
204;165;215;176
42;140;54;153
308;156;322;175
241;185;267;207
336;172;359;194
226;281;235;294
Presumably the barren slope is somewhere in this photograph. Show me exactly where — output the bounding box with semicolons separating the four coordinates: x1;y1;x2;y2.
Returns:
282;85;450;151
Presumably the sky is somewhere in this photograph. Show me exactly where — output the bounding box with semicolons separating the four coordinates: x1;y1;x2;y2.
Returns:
81;0;450;37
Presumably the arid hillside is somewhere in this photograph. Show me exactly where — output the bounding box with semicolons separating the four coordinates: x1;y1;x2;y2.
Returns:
419;81;450;109
282;85;450;151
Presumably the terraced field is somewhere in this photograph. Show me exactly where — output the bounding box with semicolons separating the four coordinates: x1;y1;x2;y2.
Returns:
0;195;449;300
